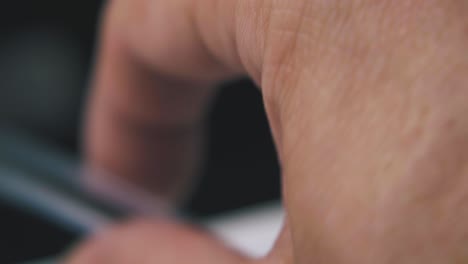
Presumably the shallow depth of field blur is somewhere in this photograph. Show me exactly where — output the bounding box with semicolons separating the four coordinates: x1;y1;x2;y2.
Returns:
0;2;281;263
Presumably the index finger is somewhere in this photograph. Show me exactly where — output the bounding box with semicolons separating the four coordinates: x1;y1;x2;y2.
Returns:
85;0;265;203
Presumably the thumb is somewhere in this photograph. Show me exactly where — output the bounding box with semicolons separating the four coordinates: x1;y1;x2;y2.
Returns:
65;219;258;264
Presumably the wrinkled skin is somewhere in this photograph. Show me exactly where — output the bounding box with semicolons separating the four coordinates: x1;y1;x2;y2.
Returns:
68;0;468;263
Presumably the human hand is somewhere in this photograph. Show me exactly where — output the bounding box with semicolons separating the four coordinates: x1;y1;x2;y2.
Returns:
70;0;468;263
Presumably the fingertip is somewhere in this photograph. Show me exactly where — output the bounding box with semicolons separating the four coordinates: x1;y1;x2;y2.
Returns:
65;218;258;264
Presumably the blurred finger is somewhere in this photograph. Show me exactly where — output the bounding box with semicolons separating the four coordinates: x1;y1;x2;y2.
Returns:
85;0;258;202
66;219;253;264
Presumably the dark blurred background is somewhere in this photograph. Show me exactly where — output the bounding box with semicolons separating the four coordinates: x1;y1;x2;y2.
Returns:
0;1;280;263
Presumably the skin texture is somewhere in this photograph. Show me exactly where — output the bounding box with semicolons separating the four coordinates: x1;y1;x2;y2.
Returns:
70;0;468;263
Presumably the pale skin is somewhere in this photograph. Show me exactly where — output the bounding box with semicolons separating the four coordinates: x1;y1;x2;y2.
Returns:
68;0;468;263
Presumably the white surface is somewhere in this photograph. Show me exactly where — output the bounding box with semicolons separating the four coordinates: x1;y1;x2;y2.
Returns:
206;202;284;258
